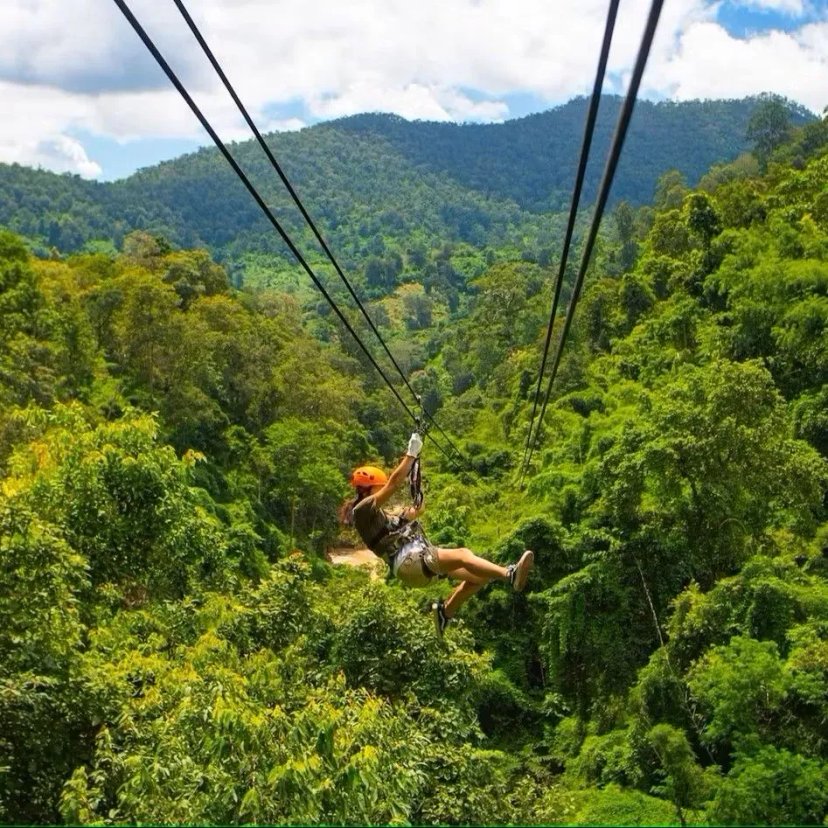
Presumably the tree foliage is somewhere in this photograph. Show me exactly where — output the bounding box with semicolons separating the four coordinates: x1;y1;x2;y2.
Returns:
1;97;827;825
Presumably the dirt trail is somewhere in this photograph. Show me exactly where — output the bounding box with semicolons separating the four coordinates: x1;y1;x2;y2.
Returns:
326;546;384;578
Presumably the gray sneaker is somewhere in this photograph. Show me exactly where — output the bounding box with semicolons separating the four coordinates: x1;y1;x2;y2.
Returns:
507;550;534;592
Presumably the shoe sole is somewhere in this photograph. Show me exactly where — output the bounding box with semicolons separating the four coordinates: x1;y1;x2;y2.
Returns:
512;550;534;592
432;603;444;637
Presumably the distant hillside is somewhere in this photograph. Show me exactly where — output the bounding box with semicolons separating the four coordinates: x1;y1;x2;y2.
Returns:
0;95;812;259
332;96;802;211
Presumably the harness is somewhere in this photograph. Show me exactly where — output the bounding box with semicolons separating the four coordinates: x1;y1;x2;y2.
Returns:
365;512;412;553
382;521;441;581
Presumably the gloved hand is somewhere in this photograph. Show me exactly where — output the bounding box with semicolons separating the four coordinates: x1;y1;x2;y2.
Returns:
406;431;423;458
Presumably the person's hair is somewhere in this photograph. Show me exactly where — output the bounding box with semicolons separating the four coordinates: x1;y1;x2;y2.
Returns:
339;487;370;526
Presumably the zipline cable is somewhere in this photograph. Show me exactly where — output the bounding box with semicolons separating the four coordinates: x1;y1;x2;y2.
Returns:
171;0;466;465
520;0;620;481
521;0;664;478
112;0;461;467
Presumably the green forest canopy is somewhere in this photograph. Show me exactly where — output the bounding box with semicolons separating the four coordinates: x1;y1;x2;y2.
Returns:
0;99;827;825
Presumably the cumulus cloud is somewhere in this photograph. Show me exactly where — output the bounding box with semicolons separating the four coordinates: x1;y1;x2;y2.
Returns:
0;0;825;178
0;81;102;177
33;136;102;178
0;0;212;93
651;20;828;110
309;82;509;123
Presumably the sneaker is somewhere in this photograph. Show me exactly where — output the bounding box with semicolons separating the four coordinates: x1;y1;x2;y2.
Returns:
432;598;451;637
508;550;534;592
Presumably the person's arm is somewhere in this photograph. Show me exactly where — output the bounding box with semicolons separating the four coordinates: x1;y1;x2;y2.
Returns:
401;496;424;521
370;432;423;508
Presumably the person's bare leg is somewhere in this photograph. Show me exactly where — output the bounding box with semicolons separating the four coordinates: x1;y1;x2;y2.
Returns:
433;550;534;633
444;579;485;617
448;566;486;585
436;547;509;581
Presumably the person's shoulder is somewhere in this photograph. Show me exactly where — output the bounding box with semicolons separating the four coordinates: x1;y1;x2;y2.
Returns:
353;496;377;514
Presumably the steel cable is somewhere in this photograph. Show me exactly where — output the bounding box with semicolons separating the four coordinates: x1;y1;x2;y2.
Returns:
521;0;621;478
522;0;665;478
171;0;465;465
112;0;461;467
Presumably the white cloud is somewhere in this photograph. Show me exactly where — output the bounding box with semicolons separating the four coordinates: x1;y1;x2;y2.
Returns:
0;81;91;176
33;136;102;179
0;0;210;92
308;82;509;123
0;0;825;178
650;20;828;112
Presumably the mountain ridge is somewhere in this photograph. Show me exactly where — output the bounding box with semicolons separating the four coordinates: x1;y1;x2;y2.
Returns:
0;94;812;257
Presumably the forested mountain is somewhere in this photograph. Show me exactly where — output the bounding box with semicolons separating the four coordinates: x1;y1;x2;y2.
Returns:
333;96;795;210
1;102;827;825
0;95;812;263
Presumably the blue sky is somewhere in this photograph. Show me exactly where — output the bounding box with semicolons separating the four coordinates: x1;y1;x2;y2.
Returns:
718;0;824;35
0;0;826;180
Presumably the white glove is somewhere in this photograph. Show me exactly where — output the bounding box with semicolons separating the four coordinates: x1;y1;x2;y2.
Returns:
406;432;423;458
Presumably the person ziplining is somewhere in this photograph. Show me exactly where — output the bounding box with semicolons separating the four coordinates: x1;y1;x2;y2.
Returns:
340;432;534;636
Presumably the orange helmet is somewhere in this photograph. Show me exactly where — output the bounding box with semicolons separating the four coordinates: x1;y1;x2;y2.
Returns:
350;465;387;488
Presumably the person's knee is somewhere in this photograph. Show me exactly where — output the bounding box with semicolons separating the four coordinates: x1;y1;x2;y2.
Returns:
458;547;474;564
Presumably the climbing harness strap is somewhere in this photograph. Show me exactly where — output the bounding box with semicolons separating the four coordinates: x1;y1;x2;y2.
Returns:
390;533;443;584
372;517;417;562
365;513;407;551
408;456;423;510
407;420;426;509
